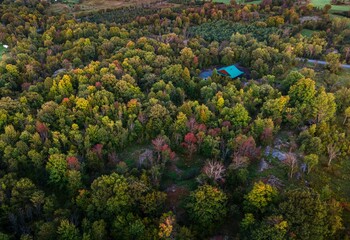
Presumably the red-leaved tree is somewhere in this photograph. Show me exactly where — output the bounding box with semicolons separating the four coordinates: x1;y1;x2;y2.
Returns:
36;121;49;141
152;136;176;164
92;144;103;159
182;132;198;160
67;156;80;170
234;135;260;160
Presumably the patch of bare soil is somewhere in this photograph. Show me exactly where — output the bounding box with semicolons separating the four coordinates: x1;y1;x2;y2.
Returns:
165;184;190;220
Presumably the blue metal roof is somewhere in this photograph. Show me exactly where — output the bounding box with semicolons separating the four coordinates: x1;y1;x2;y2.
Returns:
217;65;244;79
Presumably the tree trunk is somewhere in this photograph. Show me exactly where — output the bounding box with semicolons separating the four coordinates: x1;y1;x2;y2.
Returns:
328;156;333;167
327;143;338;167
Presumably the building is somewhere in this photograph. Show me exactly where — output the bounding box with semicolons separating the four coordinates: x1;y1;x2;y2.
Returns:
199;65;244;80
217;65;244;79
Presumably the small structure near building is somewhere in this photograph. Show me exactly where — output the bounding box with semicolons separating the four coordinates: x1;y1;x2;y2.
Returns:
199;70;213;79
199;64;244;80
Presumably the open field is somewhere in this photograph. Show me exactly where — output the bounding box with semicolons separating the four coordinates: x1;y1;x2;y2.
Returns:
76;0;159;11
214;0;350;11
0;45;6;58
300;29;317;37
312;0;350;11
213;0;262;4
49;0;350;16
48;0;172;14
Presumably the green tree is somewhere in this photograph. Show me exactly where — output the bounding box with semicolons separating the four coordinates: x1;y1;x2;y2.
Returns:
304;154;319;174
46;154;68;189
140;191;167;216
279;189;329;240
221;103;251;130
0;233;10;240
289;78;316;107
187;185;227;232
312;88;336;123
112;213;145;240
288;78;316;121
247;215;288;240
221;47;235;65
57;220;80;240
200;135;220;158
260;96;289;124
162;64;183;86
181;67;191;83
114;80;143;101
87;173;132;219
67;170;82;196
343;106;350;125
146;103;171;138
325;53;341;74
180;47;194;68
37;222;56;240
91;220;107;240
244;181;278;212
172;112;188;136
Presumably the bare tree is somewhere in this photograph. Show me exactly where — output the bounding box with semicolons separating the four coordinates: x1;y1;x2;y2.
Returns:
230;153;249;170
138;149;154;168
327;143;339;167
284;152;297;179
265;175;284;189
203;160;226;182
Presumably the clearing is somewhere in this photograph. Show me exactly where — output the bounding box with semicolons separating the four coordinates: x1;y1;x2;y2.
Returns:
213;0;262;4
48;0;173;14
214;0;350;12
0;45;6;58
312;0;350;11
117;144;203;220
300;29;318;38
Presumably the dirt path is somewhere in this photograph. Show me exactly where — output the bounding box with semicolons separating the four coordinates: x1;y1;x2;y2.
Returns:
296;58;350;69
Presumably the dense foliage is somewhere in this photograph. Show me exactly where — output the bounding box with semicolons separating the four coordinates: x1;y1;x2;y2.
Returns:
0;0;350;239
189;20;282;42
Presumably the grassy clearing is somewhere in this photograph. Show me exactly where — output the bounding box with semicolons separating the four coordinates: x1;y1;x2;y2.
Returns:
248;157;290;184
162;155;203;191
62;0;79;7
0;45;6;58
49;0;168;14
117;144;152;168
300;29;317;38
117;144;202;191
213;0;262;4
214;0;349;11
189;20;280;42
306;156;350;202
249;132;296;183
292;62;350;225
312;0;350;11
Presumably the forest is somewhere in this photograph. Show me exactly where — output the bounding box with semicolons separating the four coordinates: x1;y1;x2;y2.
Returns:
0;0;350;239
